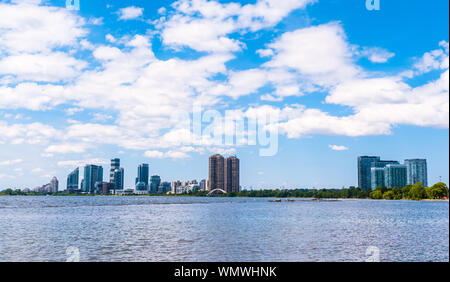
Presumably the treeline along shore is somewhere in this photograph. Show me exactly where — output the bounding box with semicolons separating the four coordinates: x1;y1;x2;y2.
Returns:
1;182;448;201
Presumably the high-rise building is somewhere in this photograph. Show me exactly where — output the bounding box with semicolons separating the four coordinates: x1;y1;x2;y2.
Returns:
83;165;103;194
67;168;79;190
200;179;206;191
405;159;428;187
150;175;161;194
384;164;407;188
110;158;120;183
136;164;149;190
358;156;380;190
225;156;240;193
372;160;399;168
371;167;385;189
113;168;124;192
208;154;225;191
50;176;59;193
370;160;399;189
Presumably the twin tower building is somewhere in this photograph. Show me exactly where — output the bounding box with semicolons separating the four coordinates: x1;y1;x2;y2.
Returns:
208;154;240;193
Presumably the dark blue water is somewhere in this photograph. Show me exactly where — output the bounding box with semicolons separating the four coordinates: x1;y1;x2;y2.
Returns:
0;196;448;262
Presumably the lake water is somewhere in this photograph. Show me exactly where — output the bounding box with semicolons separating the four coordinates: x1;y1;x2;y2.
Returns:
0;196;448;262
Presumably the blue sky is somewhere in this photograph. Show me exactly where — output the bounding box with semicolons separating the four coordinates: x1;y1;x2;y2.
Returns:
0;0;448;190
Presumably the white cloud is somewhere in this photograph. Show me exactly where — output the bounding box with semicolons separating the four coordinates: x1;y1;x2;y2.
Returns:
0;121;59;145
160;0;316;53
256;49;274;57
118;6;144;20
144;150;190;159
264;23;360;87
57;158;109;168
360;47;395;63
0;2;86;54
0;52;87;82
413;41;449;75
0;159;23;166
329;145;349;151
45;143;92;154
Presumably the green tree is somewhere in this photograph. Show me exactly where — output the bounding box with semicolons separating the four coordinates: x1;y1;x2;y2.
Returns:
370;190;383;199
382;190;395;200
402;185;413;199
409;182;426;200
428;182;449;199
392;187;402;200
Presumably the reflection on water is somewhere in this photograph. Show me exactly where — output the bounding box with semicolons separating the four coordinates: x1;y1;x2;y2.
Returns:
0;196;448;262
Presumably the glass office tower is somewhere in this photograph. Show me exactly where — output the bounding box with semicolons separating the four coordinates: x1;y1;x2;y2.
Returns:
405;159;428;187
384;164;407;188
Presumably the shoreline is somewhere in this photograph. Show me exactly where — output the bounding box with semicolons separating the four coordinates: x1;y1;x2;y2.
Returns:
0;194;448;202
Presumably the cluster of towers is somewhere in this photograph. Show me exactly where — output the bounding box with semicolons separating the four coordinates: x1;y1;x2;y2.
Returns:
208;154;240;193
66;159;125;194
358;156;428;190
65;154;240;194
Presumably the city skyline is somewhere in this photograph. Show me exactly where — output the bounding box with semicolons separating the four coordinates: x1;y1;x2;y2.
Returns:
5;153;439;193
0;0;448;190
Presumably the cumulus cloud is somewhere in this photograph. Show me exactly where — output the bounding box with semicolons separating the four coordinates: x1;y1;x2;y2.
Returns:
0;159;23;166
360;47;395;63
329;145;349;151
0;0;447;163
57;158;109;167
118;6;144;20
144;150;190;159
45;143;92;154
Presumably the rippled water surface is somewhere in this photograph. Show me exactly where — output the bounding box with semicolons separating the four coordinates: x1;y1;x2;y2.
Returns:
0;196;448;262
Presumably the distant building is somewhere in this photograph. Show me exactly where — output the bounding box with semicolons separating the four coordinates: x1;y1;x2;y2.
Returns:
94;181;103;194
136;164;149;190
158;182;171;194
370;160;399;189
384;164;407;188
50;177;59;193
200;179;206;191
102;182;114;194
405;159;428;187
171;180;182;194
371;167;385;189
358;156;380;190
225;156;240;193
110;158;120;183
150;175;161;194
208;154;225;191
113;168;124;192
67;168;79;190
83;165;103;194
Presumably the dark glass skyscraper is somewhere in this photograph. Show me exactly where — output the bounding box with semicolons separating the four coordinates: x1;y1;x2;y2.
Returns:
358;156;380;190
225;156;240;193
110;158;120;183
208;154;225;191
136;163;149;191
113;168;124;192
370;160;399;189
83;165;103;194
384;164;407;188
405;159;428;186
67;167;79;190
150;175;161;194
